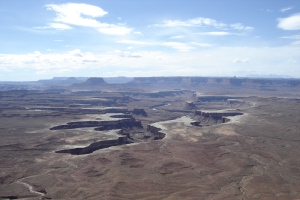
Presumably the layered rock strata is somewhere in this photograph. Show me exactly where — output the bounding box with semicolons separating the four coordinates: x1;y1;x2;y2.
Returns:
195;110;243;123
146;125;166;140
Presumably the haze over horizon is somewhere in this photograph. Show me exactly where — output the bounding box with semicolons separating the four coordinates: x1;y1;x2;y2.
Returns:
1;0;300;81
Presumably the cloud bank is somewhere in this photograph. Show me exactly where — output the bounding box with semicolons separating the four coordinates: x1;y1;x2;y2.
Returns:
42;3;132;35
1;46;299;78
153;17;253;31
278;13;300;30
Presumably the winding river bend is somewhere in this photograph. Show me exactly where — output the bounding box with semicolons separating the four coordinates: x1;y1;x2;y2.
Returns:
17;179;45;198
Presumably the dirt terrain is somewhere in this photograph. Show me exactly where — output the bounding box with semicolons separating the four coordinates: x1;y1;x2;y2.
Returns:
0;77;300;199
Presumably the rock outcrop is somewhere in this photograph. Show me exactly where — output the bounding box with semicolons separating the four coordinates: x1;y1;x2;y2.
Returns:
185;101;197;110
195;110;243;123
51;108;150;155
146;125;166;140
132;109;148;116
50;118;142;130
55;135;129;155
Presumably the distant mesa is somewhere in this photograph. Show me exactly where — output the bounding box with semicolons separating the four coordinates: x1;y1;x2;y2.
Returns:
66;77;78;82
129;77;184;84
103;76;133;84
81;77;107;85
1;76;300;91
127;76;300;89
37;77;85;86
287;80;300;87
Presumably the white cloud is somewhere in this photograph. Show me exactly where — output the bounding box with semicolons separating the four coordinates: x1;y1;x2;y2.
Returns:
233;58;249;63
36;23;72;30
280;34;300;45
68;49;83;57
49;23;73;30
1;46;300;78
230;23;254;31
114;50;122;53
278;13;300;30
170;35;186;39
198;31;232;36
261;9;273;13
34;51;41;57
281;34;300;39
292;40;300;45
117;40;212;51
133;31;142;35
123;53;142;58
43;3;132;35
288;59;297;63
280;6;294;12
154;17;226;29
1;68;11;72
188;42;213;47
117;40;153;45
162;42;194;51
98;26;132;35
46;3;108;26
153;17;253;31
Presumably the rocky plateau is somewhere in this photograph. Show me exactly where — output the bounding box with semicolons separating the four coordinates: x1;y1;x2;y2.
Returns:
0;76;300;199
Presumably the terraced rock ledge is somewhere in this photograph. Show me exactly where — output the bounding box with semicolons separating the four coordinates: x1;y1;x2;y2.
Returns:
195;110;243;124
52;107;245;155
55;132;129;155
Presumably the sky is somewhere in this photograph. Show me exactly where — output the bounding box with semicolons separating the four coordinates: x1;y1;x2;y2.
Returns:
0;0;300;81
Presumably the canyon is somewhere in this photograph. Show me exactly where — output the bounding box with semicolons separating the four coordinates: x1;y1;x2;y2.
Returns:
0;76;300;199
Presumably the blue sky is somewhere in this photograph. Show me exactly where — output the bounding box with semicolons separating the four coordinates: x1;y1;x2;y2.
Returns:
0;0;300;81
